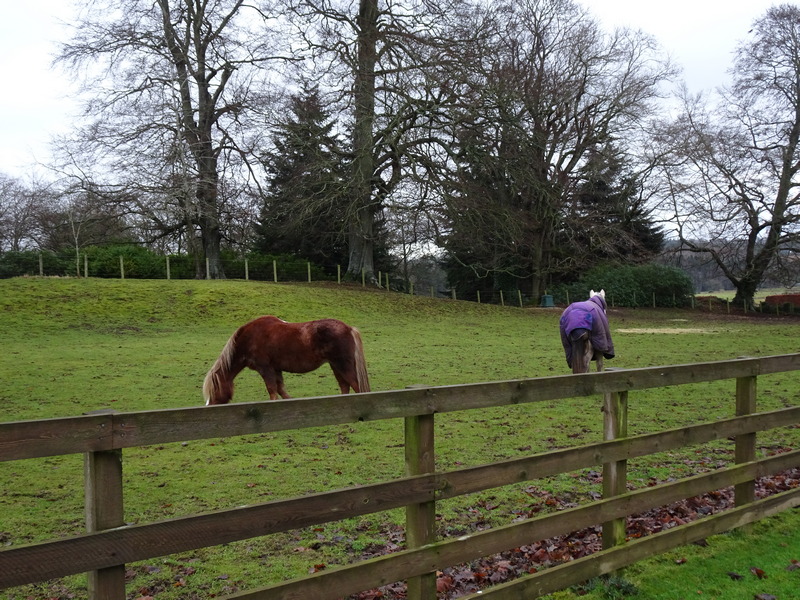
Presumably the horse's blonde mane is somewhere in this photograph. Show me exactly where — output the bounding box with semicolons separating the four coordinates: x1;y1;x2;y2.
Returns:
203;333;236;405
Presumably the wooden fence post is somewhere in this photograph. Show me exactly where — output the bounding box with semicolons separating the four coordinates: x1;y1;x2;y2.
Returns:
405;410;436;600
602;389;628;550
244;258;249;281
307;262;312;283
273;260;278;283
85;445;125;599
39;252;44;276
166;255;171;280
337;264;341;284
735;375;757;506
119;256;125;280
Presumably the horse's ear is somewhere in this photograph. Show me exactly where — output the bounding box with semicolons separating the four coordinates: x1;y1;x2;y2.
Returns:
599;289;606;299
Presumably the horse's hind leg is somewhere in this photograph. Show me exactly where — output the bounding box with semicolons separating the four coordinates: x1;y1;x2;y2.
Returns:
570;330;592;374
330;364;356;394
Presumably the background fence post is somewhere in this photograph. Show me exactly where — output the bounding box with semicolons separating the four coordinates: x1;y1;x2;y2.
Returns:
405;410;437;600
84;254;89;278
735;375;757;506
119;256;125;280
602;389;628;550
85;438;125;598
245;258;249;281
39;252;43;276
273;260;278;283
166;255;171;280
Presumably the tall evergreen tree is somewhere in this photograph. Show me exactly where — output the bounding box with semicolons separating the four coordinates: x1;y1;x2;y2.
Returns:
561;146;665;278
255;85;350;268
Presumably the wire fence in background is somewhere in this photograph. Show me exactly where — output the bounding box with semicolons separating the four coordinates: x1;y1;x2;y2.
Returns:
2;250;795;313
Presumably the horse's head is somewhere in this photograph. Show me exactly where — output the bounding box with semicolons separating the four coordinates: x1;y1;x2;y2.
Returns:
203;370;233;405
589;289;607;313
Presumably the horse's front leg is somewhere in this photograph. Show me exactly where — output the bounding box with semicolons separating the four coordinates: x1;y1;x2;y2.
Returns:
275;371;291;399
256;367;283;400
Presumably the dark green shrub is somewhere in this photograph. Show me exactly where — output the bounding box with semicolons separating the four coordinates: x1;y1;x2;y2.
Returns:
552;263;694;307
0;250;71;278
85;245;166;279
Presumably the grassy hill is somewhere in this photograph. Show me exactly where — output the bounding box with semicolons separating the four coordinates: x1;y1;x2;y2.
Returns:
1;277;799;599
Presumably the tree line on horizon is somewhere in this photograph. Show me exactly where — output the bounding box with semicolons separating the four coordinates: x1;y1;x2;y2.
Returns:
1;0;799;306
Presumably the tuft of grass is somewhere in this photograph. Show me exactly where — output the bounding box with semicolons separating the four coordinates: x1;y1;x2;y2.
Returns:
1;277;799;599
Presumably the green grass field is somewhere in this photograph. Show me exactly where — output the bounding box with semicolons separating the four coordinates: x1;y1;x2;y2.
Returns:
1;277;799;600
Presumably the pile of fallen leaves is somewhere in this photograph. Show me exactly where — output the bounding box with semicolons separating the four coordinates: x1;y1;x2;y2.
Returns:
349;468;800;599
36;469;796;600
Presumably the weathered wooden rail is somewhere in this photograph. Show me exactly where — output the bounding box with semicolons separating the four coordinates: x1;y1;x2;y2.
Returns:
2;354;800;599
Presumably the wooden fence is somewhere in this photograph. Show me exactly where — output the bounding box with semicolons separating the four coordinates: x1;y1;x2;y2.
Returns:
2;354;800;599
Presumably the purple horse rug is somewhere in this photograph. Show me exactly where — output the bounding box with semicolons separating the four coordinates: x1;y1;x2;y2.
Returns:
559;290;615;371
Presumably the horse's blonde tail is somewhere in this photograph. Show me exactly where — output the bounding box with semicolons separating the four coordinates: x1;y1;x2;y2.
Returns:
351;327;371;393
203;332;237;405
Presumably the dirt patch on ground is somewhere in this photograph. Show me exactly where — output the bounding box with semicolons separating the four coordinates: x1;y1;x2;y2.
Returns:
616;328;716;334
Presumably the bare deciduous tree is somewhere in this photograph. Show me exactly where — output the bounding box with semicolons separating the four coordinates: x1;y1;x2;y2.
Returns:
286;0;484;282
56;0;286;278
0;174;42;252
658;4;800;305
443;0;674;297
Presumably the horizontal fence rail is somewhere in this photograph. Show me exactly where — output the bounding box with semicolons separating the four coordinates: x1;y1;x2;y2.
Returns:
4;354;799;461
1;353;799;599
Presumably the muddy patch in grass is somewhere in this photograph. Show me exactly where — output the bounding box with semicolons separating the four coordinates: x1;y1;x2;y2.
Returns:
616;328;718;334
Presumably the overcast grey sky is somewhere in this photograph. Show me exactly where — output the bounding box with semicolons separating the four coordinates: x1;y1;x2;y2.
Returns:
0;0;779;179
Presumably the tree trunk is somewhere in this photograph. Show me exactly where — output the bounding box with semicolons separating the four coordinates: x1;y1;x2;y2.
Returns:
346;0;378;283
196;160;225;280
732;281;757;309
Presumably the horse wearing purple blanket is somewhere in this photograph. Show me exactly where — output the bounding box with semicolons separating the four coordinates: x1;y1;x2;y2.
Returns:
559;289;615;374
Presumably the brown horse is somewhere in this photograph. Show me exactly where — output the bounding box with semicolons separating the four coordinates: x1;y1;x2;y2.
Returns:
203;316;370;405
